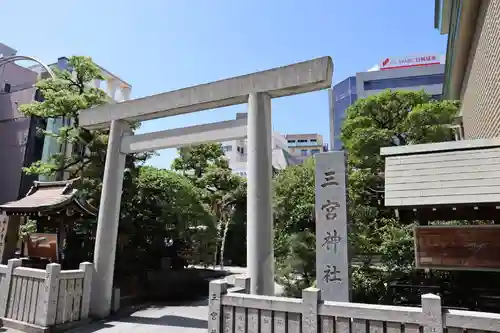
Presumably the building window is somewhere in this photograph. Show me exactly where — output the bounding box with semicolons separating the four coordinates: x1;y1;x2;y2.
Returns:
301;149;308;156
311;149;320;155
363;74;445;91
287;140;296;144
310;139;317;143
222;145;232;152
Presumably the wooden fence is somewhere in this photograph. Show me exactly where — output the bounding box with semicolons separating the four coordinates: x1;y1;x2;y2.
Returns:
0;259;92;331
209;277;500;333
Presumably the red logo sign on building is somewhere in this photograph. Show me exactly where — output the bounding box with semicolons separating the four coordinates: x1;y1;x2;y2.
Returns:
379;54;442;70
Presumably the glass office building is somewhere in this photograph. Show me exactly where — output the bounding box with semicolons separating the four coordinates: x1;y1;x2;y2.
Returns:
332;77;357;150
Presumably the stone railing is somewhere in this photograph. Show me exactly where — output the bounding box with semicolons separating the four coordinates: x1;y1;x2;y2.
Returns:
209;276;500;333
0;259;92;332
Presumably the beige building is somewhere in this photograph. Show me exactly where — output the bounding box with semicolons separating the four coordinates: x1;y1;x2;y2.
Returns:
285;133;326;161
436;0;500;139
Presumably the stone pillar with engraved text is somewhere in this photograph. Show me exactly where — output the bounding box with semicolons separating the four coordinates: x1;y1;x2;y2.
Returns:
315;151;350;302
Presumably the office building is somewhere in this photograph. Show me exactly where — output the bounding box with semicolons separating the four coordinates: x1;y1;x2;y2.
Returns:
0;43;131;204
331;56;445;150
285;133;327;162
220;113;300;177
0;44;44;205
331;77;358;151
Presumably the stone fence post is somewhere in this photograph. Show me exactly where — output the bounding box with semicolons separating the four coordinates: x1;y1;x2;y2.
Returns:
421;293;443;333
302;287;320;333
234;275;251;293
36;263;60;327
209;280;228;333
0;259;21;317
79;262;93;320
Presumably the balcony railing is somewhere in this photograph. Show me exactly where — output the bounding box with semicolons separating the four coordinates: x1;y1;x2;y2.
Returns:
288;141;321;147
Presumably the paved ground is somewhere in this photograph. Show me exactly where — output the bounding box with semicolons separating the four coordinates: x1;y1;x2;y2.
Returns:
70;299;210;333
0;299;210;333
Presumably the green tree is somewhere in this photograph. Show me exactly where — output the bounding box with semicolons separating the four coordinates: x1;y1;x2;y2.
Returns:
341;90;459;241
171;144;229;179
172;143;247;267
272;90;461;302
273;158;316;296
21;56;109;178
117;166;216;277
18;56;150;272
341;90;459;170
18;56;150;203
275;230;316;297
199;167;246;267
341;90;460;303
273;157;316;259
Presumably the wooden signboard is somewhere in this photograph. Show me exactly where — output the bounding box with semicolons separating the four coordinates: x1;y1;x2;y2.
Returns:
414;225;500;271
25;233;59;262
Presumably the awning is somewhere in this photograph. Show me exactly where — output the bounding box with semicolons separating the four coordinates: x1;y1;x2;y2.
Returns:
380;138;500;221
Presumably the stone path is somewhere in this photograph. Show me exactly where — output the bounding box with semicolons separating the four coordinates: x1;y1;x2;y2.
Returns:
0;299;209;333
69;298;209;333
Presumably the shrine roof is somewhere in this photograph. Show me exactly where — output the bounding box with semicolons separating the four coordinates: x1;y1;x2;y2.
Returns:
0;178;97;216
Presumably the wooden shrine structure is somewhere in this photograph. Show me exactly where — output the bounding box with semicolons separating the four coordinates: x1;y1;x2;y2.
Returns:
0;178;97;268
380;138;500;311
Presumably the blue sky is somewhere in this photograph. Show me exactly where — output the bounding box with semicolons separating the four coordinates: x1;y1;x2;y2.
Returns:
1;0;447;169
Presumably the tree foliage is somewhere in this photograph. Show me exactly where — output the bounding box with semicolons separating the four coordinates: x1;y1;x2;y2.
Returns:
273;158;315;261
21;56;109;179
275;230;316;297
273;90;461;301
18;57;140;271
343;91;460;303
172;143;247;267
341;91;458;170
117;166;216;277
17;57;215;279
172;144;229;179
18;56;149;205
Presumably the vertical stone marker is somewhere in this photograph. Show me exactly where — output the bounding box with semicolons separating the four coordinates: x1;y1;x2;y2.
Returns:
315;151;350;302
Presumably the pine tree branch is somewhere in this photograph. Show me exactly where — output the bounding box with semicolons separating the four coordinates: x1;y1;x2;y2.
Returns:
56;156;91;173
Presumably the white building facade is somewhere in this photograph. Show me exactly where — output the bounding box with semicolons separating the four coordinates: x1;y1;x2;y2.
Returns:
221;113;298;177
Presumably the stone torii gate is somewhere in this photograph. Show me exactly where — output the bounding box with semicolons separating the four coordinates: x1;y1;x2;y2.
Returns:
78;57;333;317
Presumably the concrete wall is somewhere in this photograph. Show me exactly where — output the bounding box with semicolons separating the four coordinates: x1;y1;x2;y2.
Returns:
0;64;38;204
356;64;445;99
459;0;500;139
0;43;17;58
0;63;36;92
